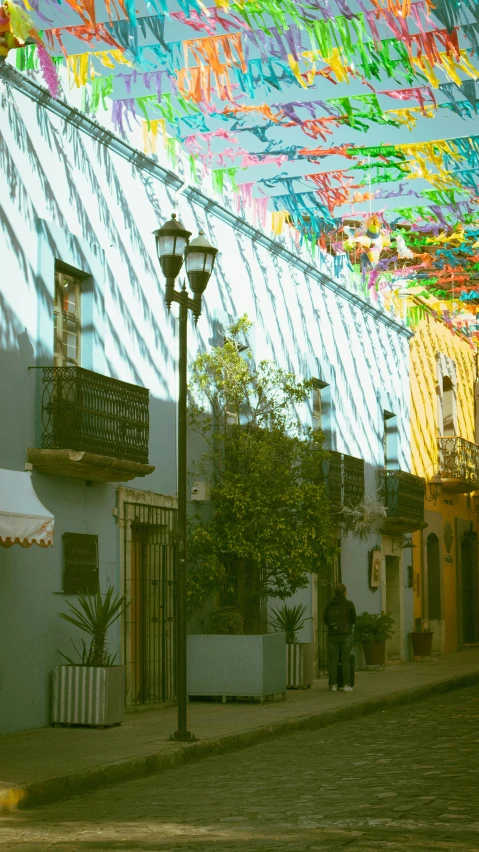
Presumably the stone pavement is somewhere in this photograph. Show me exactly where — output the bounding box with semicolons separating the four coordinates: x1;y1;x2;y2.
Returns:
2;683;479;851
1;649;479;812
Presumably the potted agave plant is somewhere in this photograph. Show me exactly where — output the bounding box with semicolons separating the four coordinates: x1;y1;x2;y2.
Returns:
269;603;314;688
354;611;395;668
410;619;434;660
52;585;129;727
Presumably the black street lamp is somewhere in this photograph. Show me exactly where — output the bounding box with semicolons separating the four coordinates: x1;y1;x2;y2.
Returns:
154;214;218;743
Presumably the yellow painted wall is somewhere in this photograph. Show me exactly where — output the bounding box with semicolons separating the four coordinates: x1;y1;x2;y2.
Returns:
410;315;476;653
410;314;475;479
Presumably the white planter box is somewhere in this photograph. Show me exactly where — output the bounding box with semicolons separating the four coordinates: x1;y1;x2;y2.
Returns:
286;643;314;688
52;665;125;727
187;633;286;700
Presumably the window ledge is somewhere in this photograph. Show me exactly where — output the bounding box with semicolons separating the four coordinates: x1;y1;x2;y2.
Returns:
52;591;94;595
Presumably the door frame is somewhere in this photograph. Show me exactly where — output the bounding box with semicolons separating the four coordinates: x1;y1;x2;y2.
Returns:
380;536;405;660
116;486;177;708
384;554;402;659
422;511;445;652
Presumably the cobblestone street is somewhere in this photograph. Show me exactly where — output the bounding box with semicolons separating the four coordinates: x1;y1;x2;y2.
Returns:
2;684;479;851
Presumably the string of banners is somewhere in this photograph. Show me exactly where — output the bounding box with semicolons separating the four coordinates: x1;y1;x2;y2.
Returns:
3;0;479;338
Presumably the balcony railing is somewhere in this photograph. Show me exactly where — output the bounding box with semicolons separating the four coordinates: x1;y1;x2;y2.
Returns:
325;451;365;509
438;436;479;492
377;469;426;535
39;366;150;464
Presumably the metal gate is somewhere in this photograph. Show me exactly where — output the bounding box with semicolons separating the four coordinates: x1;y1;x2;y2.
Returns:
123;502;176;707
316;539;341;675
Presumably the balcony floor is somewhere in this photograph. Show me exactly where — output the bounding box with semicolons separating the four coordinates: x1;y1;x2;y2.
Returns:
381;518;428;536
27;449;155;483
439;477;479;494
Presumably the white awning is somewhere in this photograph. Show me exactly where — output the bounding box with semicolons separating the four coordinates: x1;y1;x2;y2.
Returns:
0;470;54;548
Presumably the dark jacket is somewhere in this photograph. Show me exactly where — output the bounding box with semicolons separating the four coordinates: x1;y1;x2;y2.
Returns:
324;593;356;635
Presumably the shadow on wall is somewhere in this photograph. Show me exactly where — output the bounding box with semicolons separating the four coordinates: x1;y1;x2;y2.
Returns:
190;212;395;469
0;302;39;470
2;95;178;393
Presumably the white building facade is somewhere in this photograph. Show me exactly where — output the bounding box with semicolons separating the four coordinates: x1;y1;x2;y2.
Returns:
0;72;417;735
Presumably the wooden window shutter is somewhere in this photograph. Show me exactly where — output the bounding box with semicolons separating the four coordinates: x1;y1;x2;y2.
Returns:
63;533;99;594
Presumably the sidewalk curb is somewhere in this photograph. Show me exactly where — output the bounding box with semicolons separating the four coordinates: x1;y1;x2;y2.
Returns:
2;670;479;812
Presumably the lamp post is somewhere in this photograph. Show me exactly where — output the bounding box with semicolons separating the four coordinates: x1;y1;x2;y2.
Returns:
154;214;218;742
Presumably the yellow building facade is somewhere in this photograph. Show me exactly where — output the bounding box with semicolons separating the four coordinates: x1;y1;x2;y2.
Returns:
411;312;478;654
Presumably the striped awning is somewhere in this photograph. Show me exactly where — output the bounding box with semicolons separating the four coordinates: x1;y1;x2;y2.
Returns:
0;469;54;548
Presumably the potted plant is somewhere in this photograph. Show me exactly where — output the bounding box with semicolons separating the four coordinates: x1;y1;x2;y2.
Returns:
52;585;129;727
269;603;314;689
354;611;395;667
410;620;434;660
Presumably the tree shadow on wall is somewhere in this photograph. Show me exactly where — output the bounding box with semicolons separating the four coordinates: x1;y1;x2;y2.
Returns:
4;94;178;391
0;299;40;469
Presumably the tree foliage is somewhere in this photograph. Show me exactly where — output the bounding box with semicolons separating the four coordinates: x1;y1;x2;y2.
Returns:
187;316;336;632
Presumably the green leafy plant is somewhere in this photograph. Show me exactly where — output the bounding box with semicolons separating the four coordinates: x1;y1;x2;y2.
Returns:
187;316;336;634
269;603;310;644
413;619;433;633
354;611;395;643
208;606;244;635
58;585;129;667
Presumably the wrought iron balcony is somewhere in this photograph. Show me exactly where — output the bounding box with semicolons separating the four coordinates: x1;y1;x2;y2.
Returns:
325;451;365;510
377;469;426;536
438;436;479;493
27;367;155;482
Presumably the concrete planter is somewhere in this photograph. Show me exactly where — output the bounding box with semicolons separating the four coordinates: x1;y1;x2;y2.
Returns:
286;643;314;688
187;633;286;701
52;665;125;727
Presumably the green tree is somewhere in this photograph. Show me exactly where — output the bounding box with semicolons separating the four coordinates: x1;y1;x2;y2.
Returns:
187;316;335;633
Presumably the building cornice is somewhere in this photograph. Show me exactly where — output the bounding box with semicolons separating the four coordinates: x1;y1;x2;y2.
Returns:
1;63;413;340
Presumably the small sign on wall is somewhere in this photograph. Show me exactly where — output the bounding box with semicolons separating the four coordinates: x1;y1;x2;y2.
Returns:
370;549;382;589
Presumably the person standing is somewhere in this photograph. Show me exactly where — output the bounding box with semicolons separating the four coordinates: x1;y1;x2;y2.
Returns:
324;583;356;692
